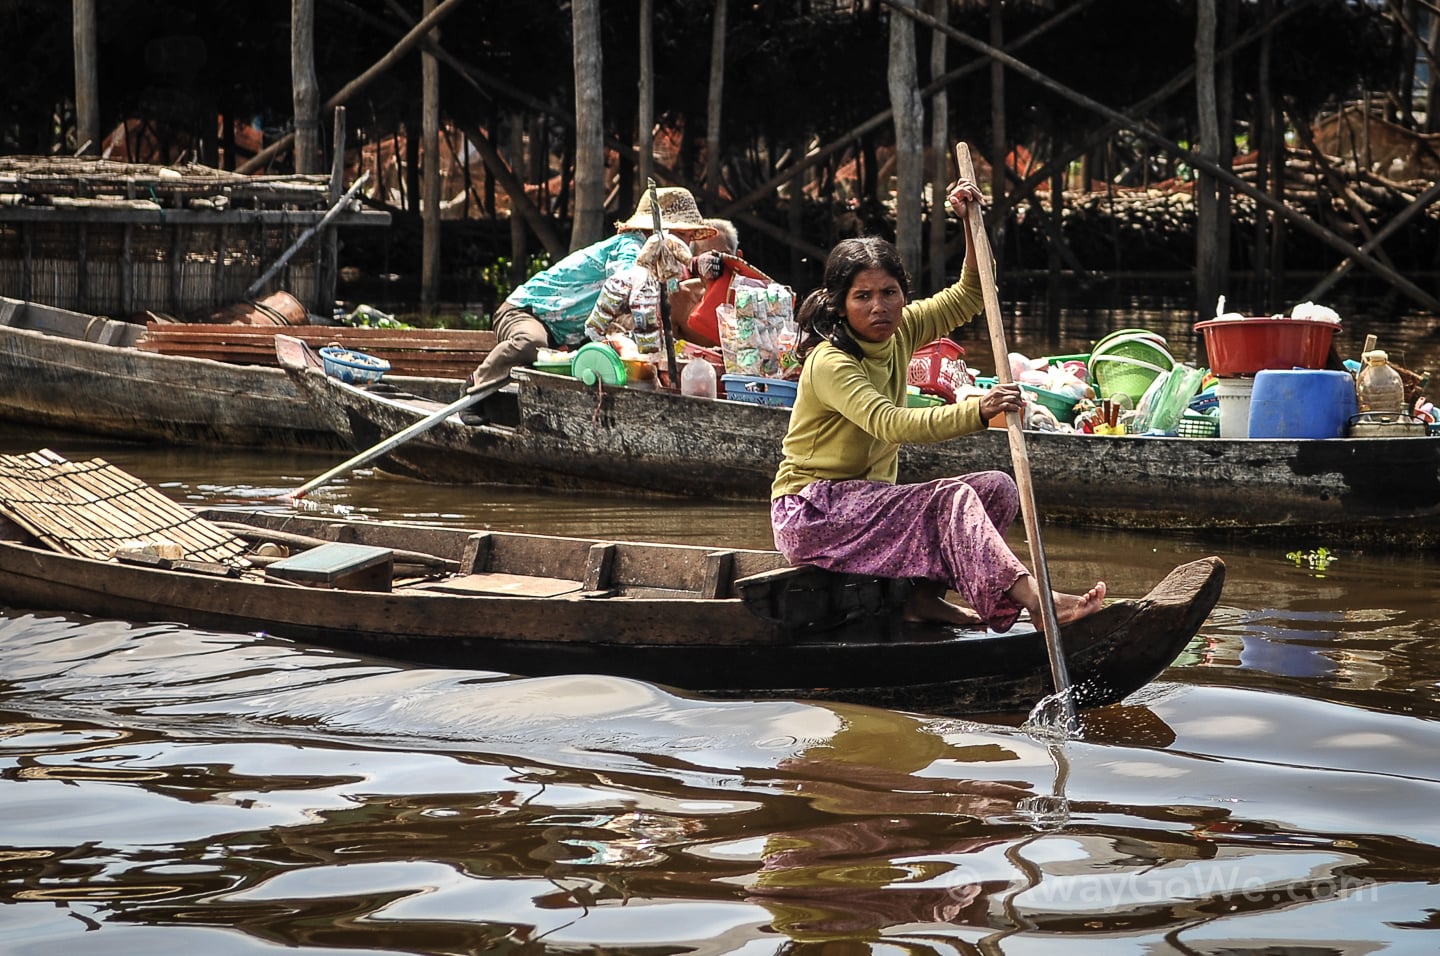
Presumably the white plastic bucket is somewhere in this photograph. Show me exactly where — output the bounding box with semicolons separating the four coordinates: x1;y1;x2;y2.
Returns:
1215;376;1255;438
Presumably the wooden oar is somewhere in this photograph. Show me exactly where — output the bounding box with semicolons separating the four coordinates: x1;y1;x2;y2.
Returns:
955;142;1076;729
286;385;503;500
276;332;506;504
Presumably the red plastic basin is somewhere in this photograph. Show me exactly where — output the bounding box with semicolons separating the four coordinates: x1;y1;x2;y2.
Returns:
1193;317;1338;377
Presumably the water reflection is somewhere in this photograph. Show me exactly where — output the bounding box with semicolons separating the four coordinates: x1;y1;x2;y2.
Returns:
5;407;1440;950
3;604;1440;952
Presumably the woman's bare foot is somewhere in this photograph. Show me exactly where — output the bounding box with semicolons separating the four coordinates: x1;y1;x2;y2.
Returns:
904;581;984;626
1008;575;1107;627
1053;581;1107;625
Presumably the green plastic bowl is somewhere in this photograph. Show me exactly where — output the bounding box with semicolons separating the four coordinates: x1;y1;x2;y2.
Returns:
1021;383;1080;422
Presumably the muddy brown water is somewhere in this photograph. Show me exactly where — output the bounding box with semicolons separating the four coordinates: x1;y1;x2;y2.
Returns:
4;293;1440;952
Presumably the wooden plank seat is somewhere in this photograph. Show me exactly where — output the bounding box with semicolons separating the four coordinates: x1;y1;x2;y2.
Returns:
265;541;394;592
406;530;585;597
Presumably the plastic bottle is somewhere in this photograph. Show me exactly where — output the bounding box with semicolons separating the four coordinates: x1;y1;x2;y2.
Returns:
1356;348;1404;414
681;356;718;399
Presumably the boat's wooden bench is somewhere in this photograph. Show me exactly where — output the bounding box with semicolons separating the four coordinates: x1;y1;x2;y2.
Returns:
409;532;587;597
407;532;744;600
735;563;911;634
265;541;394;592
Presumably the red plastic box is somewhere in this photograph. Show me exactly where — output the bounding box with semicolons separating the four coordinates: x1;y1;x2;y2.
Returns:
907;339;968;402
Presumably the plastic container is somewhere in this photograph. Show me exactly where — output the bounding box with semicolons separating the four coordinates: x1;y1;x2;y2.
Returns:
1348;414;1428;437
721;374;797;407
680;343;726;377
319;346;390;385
1137;364;1206;434
907;339;968;402
1247;369;1358;439
621;358;657;389
1020;383;1079;423
1089;329;1173;403
680;356;718;398
1355;349;1404;414
1177;411;1220;438
571;342;627;387
1214;376;1255;438
1193;317;1338;376
532;349;574;376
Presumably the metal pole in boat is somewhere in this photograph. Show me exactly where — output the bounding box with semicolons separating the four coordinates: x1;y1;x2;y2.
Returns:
956;142;1076;729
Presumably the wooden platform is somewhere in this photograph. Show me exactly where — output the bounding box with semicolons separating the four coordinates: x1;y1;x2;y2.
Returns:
137;324;495;378
0;156;390;317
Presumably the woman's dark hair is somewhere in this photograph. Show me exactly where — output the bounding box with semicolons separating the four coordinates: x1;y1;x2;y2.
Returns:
795;236;911;361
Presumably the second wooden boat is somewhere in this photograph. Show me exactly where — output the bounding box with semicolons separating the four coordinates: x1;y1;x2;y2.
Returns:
279;336;1440;549
0;296;478;451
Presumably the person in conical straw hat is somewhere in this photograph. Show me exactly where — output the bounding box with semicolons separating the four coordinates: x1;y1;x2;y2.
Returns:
461;187;718;403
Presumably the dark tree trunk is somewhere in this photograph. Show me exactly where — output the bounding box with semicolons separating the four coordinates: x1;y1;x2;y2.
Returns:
292;0;320;174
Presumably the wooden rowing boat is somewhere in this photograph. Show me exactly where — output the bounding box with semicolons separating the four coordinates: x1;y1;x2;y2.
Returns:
279;338;1440;549
0;296;478;451
0;449;1224;715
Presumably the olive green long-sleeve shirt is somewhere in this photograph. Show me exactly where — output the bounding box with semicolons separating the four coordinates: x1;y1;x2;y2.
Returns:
771;267;987;499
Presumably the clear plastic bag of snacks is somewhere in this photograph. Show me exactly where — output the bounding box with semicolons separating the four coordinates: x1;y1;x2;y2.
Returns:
718;278;794;377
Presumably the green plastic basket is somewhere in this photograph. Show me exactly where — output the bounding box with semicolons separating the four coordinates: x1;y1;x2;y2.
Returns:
1090;329;1174;403
1021;383;1080;423
1177;411;1220;438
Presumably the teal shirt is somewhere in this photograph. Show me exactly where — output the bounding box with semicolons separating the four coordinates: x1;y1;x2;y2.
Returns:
505;232;645;346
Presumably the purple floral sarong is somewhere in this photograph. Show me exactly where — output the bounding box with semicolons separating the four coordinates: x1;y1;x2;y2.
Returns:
771;472;1028;630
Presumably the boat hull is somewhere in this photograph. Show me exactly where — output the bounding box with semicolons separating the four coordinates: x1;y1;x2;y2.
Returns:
0;297;452;451
0;507;1224;716
292;364;1440;548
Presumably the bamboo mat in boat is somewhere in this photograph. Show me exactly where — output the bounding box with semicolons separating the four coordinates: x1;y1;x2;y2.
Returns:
0;449;249;564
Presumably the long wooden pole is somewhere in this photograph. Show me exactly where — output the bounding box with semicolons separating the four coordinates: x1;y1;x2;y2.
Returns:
1302;176;1440;303
646;178;681;390
420;0;441;320
956;143;1075;728
291;0;320;174
72;0;99;156
286;384;496;500
244;172;370;300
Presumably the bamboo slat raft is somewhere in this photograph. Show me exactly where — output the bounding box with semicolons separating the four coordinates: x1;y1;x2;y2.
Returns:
0;449;248;564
